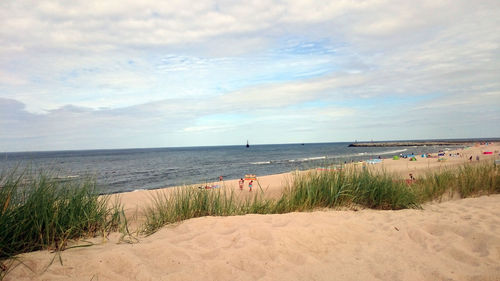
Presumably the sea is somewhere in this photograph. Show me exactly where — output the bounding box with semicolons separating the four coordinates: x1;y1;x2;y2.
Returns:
0;142;464;194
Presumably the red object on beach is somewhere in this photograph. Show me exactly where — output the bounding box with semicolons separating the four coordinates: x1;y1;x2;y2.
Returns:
483;151;493;155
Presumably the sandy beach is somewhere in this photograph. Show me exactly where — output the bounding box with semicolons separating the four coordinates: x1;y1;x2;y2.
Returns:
3;0;500;279
4;143;500;281
116;143;499;219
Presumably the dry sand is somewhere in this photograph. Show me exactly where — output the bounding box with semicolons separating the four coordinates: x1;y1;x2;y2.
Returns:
116;143;499;219
6;196;500;281
4;143;500;281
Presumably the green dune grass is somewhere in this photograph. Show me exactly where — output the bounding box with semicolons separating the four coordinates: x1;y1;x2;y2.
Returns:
141;162;499;235
0;170;125;265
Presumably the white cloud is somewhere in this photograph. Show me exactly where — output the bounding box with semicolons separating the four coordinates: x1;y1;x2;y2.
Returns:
1;0;500;151
0;70;28;86
183;125;233;133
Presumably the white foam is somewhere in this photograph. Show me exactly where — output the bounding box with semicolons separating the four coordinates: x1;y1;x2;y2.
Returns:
377;148;408;155
250;161;271;165
301;156;327;161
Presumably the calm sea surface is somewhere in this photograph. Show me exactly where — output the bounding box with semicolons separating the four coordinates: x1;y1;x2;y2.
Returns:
0;142;457;194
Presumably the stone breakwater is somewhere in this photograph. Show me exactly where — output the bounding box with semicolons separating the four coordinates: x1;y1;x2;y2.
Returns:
348;141;481;147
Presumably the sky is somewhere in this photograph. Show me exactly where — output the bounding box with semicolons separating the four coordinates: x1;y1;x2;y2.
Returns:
1;0;500;152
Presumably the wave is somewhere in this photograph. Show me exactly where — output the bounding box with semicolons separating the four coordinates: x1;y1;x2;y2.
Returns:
250;149;409;165
377;148;408;155
250;161;271;165
331;148;409;159
54;175;80;181
300;156;327;161
251;156;329;165
353;149;408;157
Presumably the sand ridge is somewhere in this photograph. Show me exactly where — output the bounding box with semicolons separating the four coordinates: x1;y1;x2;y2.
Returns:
6;195;500;281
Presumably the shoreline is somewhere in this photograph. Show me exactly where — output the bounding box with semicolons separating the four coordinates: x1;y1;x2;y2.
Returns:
112;143;499;220
113;142;491;195
2;140;486;195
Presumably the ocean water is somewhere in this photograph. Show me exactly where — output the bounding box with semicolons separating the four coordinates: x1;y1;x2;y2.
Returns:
0;142;456;194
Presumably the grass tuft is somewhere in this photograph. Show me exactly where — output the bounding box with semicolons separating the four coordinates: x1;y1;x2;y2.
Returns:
286;168;418;210
0;169;125;263
413;162;499;201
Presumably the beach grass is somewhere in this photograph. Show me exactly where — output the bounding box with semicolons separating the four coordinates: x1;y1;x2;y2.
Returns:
141;161;499;235
284;167;419;210
142;187;276;235
1;161;498;270
0;169;125;265
413;162;499;202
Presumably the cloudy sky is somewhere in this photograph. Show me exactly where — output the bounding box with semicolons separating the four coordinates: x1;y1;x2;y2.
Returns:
1;1;499;152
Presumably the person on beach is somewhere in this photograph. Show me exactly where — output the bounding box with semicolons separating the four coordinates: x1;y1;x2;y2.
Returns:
239;178;244;190
219;176;223;181
249;180;253;191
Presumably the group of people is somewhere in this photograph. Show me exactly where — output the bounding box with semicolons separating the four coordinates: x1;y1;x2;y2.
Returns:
239;178;253;191
218;176;254;191
468;155;480;161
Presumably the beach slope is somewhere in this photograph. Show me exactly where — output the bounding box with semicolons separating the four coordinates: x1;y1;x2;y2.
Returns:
7;195;500;281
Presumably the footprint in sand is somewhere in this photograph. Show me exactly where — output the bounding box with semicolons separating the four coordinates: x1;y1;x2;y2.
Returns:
445;247;480;266
271;217;290;227
407;228;430;249
249;227;273;243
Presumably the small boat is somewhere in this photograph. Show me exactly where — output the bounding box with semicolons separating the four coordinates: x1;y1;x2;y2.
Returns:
246;140;249;148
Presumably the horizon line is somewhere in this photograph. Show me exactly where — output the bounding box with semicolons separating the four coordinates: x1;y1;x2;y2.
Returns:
2;137;500;154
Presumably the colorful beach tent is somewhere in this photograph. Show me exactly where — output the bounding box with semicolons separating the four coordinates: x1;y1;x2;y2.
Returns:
393;156;400;160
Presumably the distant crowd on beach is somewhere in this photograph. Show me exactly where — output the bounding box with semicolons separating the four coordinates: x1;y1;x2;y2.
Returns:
199;175;254;191
201;142;498;192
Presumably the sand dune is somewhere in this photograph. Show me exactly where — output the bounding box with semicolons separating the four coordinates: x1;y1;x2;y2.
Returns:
4;143;500;280
6;195;500;281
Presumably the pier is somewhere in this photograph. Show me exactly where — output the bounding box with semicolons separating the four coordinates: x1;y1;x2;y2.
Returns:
347;140;490;147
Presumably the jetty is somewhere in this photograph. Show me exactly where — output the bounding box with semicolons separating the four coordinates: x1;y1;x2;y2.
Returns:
348;140;494;147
